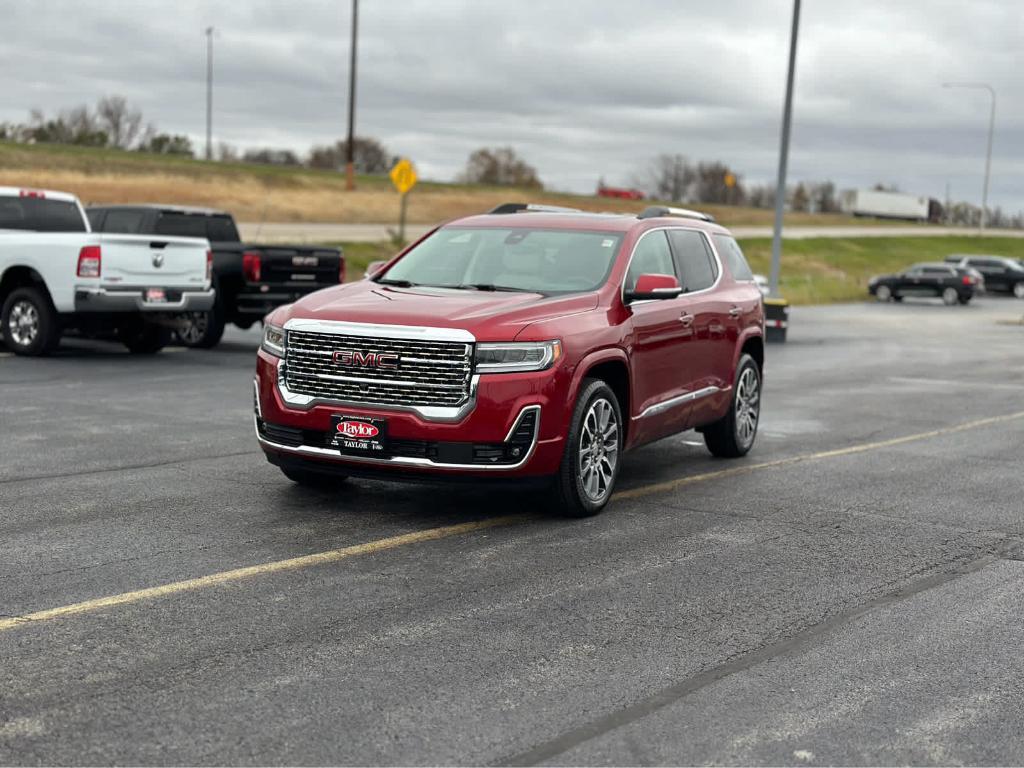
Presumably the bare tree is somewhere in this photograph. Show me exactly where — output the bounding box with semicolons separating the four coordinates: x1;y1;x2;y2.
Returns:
96;96;144;149
460;147;543;188
308;137;390;174
635;154;694;202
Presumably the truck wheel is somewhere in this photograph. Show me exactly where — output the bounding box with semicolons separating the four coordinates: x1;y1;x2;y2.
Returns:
176;305;225;349
942;287;959;306
1;287;61;356
703;354;761;459
280;467;348;487
550;378;622;518
120;322;171;354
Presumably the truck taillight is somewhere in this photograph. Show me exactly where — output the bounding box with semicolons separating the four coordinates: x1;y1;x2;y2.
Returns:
242;251;261;282
77;245;101;278
206;249;213;282
339;258;346;284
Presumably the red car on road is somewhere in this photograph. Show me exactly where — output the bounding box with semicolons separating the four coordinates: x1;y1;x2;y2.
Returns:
254;204;765;516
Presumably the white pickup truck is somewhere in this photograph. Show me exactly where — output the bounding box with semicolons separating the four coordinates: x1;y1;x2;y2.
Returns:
0;187;214;355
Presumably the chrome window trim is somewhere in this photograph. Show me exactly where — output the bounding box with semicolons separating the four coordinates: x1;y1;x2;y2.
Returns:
256;404;541;472
638;385;725;419
283;317;475;343
621;226;725;305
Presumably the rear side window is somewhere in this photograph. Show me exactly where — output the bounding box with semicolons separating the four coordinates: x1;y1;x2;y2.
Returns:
103;210;145;233
713;234;754;282
154;212;208;237
668;229;717;292
0;197;87;232
207;216;239;242
626;231;677;291
86;209;105;230
923;266;951;275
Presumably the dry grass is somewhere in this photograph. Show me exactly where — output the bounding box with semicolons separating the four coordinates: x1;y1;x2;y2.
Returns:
3;140;888;227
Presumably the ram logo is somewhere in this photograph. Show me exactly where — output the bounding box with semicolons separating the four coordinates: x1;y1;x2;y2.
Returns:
332;349;399;369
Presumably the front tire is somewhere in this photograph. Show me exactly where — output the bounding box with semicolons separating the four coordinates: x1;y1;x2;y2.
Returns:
1;287;61;356
703;354;761;458
120;322;171;354
1013;282;1024;299
550;379;623;517
875;285;892;302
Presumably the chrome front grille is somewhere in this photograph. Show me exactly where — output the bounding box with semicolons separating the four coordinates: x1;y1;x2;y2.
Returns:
284;329;473;408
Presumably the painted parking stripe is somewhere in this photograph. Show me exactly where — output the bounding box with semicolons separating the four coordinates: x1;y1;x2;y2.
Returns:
1;409;1023;635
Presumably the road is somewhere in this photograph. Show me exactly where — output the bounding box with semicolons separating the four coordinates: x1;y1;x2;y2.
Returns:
239;221;1024;244
2;297;1024;764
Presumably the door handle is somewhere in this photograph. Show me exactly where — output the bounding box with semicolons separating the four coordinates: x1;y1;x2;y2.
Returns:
728;306;742;318
679;313;694;326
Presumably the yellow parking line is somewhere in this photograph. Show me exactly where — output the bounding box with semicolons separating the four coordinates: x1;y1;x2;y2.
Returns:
2;409;1022;635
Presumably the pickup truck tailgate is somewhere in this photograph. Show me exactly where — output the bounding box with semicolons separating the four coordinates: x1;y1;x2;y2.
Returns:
253;246;341;284
98;234;210;285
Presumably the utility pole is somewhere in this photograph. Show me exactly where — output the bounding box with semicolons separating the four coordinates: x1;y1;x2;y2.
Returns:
942;82;996;233
768;0;801;298
205;26;214;161
345;0;359;190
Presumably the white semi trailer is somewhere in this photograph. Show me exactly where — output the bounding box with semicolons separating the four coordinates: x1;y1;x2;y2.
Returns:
840;189;930;221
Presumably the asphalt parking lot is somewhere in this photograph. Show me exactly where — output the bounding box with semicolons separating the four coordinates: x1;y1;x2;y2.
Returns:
2;296;1024;765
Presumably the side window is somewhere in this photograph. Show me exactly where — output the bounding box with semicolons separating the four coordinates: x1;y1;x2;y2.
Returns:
103;210;144;233
668;230;717;292
626;231;676;291
712;234;754;282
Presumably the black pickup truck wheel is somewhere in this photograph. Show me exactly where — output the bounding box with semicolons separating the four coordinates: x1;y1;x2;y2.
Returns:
176;304;225;349
120;322;171;354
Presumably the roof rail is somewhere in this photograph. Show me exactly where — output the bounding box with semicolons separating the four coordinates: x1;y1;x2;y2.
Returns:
637;205;716;223
488;202;583;215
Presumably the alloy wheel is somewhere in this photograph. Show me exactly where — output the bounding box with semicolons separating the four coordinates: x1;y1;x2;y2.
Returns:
8;300;40;347
578;397;619;503
177;312;208;345
735;367;760;449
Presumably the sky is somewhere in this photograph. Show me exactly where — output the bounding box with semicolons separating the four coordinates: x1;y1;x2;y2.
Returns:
2;0;1022;210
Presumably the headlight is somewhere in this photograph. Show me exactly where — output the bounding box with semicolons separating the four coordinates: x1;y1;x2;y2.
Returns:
475;340;562;373
261;323;287;358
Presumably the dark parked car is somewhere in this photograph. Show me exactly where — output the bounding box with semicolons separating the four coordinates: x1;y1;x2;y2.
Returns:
868;262;978;305
86;205;345;347
944;255;1024;298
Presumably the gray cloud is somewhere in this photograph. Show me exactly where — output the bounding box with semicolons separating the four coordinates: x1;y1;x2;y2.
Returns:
1;0;1020;209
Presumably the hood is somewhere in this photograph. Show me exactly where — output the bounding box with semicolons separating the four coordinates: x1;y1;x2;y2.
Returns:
275;280;599;339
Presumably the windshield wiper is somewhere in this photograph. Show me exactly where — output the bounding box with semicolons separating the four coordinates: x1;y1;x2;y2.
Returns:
453;283;526;292
375;277;417;287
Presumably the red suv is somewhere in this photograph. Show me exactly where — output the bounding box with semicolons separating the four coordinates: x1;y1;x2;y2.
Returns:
254;204;765;516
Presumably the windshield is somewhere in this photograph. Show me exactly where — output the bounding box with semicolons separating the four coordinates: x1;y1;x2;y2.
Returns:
380;226;622;293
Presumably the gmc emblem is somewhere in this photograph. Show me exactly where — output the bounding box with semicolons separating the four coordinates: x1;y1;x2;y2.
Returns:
333;349;399;369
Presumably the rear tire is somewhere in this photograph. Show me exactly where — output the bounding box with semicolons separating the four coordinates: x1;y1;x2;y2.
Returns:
280;467;349;487
1;287;61;356
175;303;225;349
703;354;761;458
942;287;959;306
550;378;623;518
120;322;171;354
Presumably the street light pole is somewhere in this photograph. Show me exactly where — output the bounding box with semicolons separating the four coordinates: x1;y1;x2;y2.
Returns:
942;82;996;233
205;26;214;161
768;0;801;298
345;0;359;190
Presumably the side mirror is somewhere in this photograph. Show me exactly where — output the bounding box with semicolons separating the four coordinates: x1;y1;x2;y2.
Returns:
365;260;388;279
624;273;682;303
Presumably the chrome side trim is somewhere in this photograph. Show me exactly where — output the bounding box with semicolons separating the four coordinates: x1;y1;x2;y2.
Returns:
638;385;724;419
256;404;542;472
276;358;480;423
253;378;262;419
283;317;475;343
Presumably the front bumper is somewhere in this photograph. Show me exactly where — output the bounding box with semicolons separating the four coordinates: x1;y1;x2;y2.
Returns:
75;287;215;313
254;350;569;478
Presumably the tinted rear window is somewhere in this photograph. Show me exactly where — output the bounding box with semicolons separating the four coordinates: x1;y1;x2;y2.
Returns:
154;212;208;238
712;234;754;281
0;197;86;232
102;210;145;234
207;215;239;242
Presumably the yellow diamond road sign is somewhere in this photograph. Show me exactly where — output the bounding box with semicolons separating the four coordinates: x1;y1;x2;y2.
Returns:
390;158;418;195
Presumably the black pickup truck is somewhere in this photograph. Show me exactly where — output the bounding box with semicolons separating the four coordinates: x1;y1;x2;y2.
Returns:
86;205;344;347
